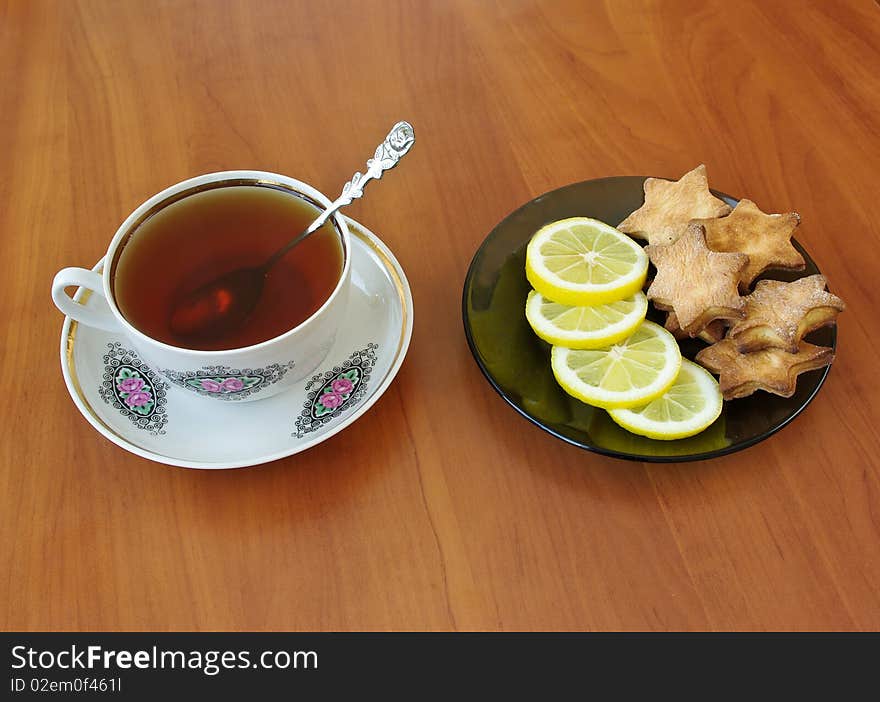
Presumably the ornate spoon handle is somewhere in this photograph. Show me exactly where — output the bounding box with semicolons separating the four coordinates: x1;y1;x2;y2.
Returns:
310;120;415;232
264;121;415;271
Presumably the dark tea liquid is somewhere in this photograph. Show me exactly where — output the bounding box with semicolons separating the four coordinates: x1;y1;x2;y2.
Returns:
113;185;343;351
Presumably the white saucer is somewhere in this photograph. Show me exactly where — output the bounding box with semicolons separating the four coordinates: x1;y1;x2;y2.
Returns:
59;217;413;469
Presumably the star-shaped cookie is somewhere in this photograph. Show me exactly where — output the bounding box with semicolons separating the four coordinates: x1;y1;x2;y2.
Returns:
618;164;732;245
727;274;845;352
645;222;748;335
692;198;805;290
695;338;834;400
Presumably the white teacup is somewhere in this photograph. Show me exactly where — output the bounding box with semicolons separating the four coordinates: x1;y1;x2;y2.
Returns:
52;171;352;402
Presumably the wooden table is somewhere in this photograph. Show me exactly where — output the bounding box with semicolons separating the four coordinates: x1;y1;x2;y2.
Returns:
3;0;879;631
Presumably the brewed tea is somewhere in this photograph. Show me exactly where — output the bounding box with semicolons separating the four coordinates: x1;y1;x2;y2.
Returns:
113;185;343;351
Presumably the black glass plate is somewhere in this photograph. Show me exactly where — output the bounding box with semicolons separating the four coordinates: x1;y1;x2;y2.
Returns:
462;176;837;462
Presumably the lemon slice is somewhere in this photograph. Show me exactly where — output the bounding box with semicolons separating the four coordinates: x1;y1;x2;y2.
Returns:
525;290;648;349
608;359;723;440
525;217;648;306
550;320;681;409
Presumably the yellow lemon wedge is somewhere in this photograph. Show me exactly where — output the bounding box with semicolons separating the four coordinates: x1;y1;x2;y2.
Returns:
607;359;723;440
525;217;648;306
525;290;648;349
550;320;681;409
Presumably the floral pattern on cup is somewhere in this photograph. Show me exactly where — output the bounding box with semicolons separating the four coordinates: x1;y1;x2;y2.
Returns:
160;361;295;401
98;342;168;435
187;375;261;395
294;343;378;438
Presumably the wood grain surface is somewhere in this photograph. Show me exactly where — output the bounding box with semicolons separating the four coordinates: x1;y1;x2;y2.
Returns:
2;0;879;631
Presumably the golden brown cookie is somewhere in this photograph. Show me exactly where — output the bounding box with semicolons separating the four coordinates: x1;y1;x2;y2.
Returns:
693;198;805;290
645;223;748;334
664;310;727;344
695;338;834;400
727;275;845;352
618;164;732;246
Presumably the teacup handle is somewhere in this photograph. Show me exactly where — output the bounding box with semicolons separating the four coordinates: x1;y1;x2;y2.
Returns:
52;267;121;332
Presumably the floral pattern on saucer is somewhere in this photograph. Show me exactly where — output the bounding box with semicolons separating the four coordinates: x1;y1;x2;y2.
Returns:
294;343;378;438
160;361;296;401
98;342;169;435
